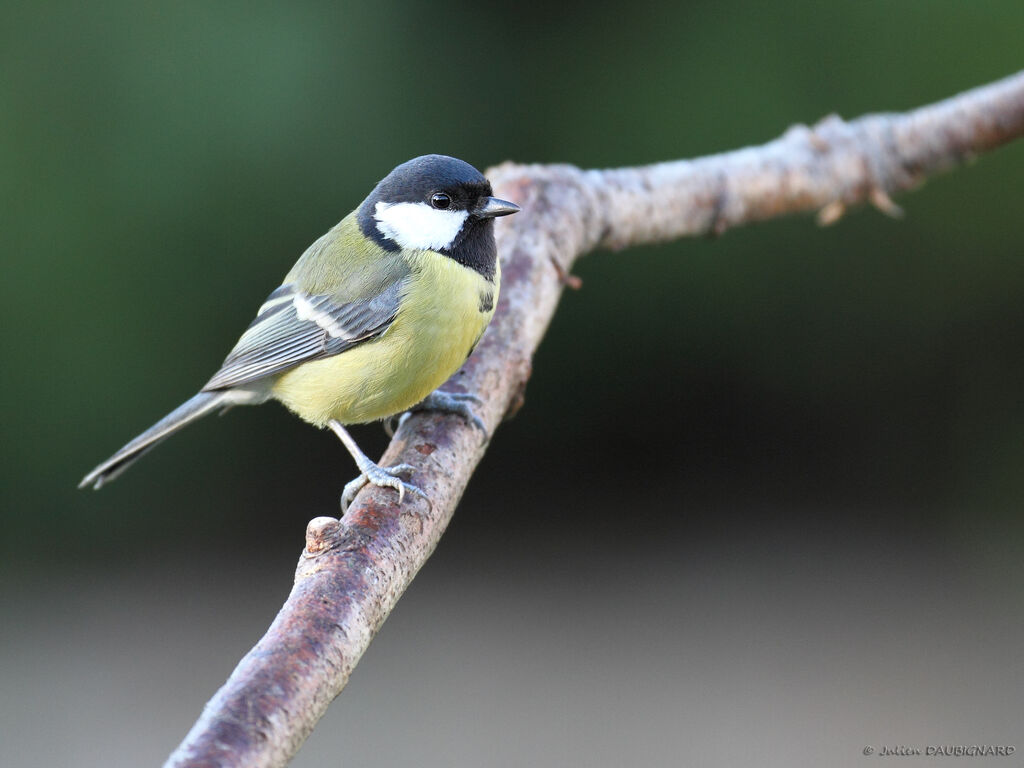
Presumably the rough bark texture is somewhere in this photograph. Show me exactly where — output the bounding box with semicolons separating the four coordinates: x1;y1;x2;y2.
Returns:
164;70;1024;768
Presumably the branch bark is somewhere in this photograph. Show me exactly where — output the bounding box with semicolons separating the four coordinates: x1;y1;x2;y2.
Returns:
164;69;1024;768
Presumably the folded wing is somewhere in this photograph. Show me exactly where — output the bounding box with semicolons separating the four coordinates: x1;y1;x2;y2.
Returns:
202;279;405;391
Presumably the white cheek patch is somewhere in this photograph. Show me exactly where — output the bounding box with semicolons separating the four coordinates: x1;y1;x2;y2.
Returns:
374;201;469;251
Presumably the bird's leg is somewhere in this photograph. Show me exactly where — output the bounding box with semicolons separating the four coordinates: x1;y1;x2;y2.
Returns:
409;390;488;435
382;412;409;438
329;420;428;513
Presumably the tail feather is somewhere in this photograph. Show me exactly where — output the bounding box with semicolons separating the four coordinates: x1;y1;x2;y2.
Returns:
80;391;231;490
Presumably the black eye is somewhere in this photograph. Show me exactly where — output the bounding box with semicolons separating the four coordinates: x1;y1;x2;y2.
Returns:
430;192;451;210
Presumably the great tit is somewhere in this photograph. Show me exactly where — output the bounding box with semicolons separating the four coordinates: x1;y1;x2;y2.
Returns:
80;154;520;509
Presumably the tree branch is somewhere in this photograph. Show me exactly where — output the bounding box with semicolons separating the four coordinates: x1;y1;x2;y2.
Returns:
164;69;1024;768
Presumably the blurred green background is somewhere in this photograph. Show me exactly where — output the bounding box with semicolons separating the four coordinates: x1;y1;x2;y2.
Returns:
3;1;1023;766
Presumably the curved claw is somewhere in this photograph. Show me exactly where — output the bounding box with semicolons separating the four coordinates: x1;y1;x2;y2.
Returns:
383;411;412;438
340;477;364;512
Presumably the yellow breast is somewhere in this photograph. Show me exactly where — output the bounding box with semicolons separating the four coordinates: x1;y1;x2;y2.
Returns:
270;251;498;427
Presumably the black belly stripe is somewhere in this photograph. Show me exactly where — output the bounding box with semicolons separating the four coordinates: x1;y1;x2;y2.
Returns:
478;289;494;314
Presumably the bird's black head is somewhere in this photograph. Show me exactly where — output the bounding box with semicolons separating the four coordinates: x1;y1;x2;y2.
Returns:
358;154;518;280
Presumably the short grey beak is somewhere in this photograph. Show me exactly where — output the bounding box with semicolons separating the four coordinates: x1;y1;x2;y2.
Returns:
475;196;520;218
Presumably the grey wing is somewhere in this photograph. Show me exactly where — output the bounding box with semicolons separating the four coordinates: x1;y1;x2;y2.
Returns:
202;280;404;391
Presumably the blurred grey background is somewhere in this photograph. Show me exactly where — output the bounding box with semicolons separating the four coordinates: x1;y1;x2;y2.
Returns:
2;1;1023;766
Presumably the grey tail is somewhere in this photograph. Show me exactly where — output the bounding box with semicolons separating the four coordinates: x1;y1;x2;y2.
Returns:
79;391;232;490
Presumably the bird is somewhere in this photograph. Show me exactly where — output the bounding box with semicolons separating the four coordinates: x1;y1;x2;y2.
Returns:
80;154;520;510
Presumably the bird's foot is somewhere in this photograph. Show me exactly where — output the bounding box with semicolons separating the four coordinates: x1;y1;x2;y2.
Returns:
340;459;428;513
330;419;429;513
412;390;488;435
